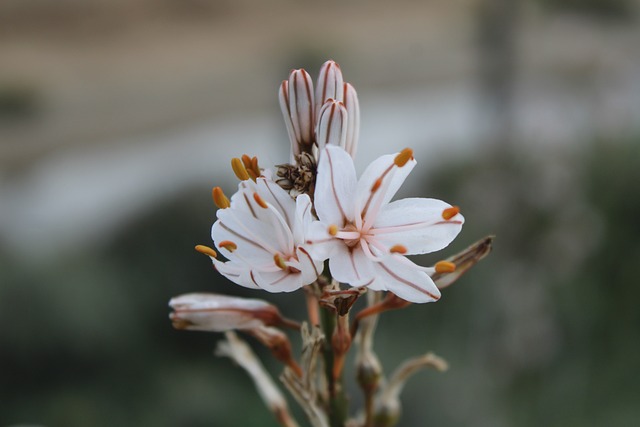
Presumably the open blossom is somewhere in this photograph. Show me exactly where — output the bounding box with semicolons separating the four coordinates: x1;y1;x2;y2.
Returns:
306;145;464;303
209;174;322;292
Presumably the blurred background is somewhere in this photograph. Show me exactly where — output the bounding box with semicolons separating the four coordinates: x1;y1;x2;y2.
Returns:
1;0;639;426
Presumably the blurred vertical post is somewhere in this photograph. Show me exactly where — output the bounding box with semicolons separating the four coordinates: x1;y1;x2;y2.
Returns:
476;0;521;150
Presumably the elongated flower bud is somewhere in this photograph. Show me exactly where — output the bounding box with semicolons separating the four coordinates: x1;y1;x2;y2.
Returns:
343;82;360;158
280;69;315;158
315;60;344;119
169;293;293;332
278;80;299;158
316;99;348;153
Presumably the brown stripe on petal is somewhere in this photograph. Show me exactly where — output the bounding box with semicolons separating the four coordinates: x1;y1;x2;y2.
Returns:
325;148;349;223
298;246;320;278
379;262;440;301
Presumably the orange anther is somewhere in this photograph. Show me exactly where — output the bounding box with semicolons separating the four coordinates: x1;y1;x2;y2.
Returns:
273;253;288;270
389;244;407;254
231;158;250;181
195;245;217;258
212;187;230;209
328;224;339;236
435;261;456;274
394;148;414;167
442;206;460;220
241;154;252;170
219;241;238;252
253;193;269;209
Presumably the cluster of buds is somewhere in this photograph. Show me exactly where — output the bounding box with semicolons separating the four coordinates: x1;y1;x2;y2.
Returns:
169;60;492;427
276;61;360;197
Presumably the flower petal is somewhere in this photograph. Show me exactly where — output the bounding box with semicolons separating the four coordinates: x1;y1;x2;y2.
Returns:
291;194;312;244
374;198;464;254
213;209;283;261
256;269;303;293
371;255;441;303
212;258;262;290
295;246;324;285
328;244;376;287
355;152;416;227
255;177;296;227
314;145;357;225
303;220;343;261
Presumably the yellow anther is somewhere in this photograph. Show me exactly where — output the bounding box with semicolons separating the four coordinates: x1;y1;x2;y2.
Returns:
219;240;238;252
273;253;288;270
394;148;414;167
435;261;456;274
195;244;217;258
231;157;250;181
328;224;339;236
442;206;460;220
253;193;269;209
250;156;259;174
212;186;230;209
371;177;383;193
389;244;407;254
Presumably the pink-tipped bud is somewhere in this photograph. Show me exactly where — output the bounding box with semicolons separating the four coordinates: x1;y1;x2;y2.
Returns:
343;82;360;158
288;69;315;145
316;60;344;119
169;293;285;332
316;99;348;153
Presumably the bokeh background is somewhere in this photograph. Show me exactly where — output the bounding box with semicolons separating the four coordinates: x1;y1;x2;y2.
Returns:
2;0;640;426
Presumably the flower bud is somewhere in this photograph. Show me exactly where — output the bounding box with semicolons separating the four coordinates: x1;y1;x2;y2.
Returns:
315;60;344;118
280;69;315;149
169;293;289;332
316;99;348;153
279;80;299;158
343;82;360;158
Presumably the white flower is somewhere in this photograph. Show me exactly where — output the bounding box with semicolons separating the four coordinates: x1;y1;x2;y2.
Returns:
210;175;323;292
169;293;287;332
306;145;464;303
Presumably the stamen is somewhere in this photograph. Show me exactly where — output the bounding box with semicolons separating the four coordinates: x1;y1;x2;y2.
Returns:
219;240;238;252
442;206;460;220
212;187;230;209
394;148;414;167
328;224;339;236
435;261;456;274
253;193;269;209
231;158;250;181
195;244;217;258
389;244;407;254
247;169;258;181
371;177;383;193
274;253;288;270
251;156;260;175
241;154;252;170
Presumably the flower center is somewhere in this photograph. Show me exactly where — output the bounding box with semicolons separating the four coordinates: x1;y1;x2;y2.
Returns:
342;223;363;248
